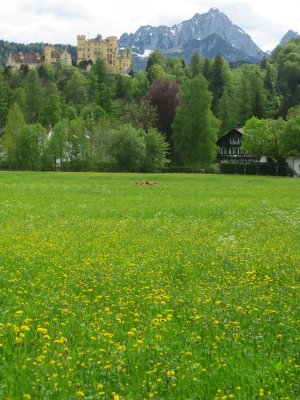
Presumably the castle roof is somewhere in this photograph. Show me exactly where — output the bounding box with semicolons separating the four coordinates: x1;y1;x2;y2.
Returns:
11;52;45;63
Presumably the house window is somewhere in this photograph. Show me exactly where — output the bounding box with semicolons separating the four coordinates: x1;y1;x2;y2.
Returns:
230;137;242;145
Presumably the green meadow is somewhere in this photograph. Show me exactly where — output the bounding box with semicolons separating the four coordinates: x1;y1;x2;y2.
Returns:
0;172;299;400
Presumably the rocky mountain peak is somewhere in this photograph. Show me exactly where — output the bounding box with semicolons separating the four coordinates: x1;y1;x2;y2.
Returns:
280;30;299;46
119;8;266;69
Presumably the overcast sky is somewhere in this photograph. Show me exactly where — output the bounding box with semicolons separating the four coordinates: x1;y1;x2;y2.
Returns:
1;0;299;51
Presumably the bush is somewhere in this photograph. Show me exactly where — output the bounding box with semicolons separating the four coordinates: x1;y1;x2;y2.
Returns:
111;125;146;172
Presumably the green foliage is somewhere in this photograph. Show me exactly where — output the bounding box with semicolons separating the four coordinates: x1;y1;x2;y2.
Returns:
121;99;158;132
15;123;46;170
145;50;167;83
271;37;300;115
173;74;219;169
0;68;10;127
188;52;204;78
24;69;45;123
242;117;270;157
67;119;91;171
2;103;26;166
79;104;108;130
131;72;150;101
165;57;186;83
47;120;69;169
142;128;169;172
242;117;286;162
281;115;300;156
37;63;56;83
115;75;135;101
111;124;146;171
65;70;88;112
233;65;268;125
62;104;78;121
218;86;238;135
88;56;117;115
40;93;62;127
111;124;169;172
89;121;116;167
266;118;286;161
210;55;231;115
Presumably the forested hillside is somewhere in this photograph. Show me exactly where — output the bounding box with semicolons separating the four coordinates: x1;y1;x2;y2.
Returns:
0;38;299;172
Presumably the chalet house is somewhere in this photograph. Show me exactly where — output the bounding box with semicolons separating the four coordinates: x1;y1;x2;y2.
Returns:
217;128;267;164
217;128;300;176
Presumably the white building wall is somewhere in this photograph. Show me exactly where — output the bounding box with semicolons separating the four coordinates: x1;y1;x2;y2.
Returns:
286;157;300;176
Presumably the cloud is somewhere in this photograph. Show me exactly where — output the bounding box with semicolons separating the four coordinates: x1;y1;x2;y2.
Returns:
0;0;299;49
21;0;88;20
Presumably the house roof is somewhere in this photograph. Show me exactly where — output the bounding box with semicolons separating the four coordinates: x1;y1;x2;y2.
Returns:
216;128;243;145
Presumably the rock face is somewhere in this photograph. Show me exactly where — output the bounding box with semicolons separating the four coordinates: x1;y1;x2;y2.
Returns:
119;8;266;67
279;30;299;46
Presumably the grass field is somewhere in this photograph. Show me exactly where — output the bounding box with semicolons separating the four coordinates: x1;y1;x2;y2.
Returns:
0;172;299;400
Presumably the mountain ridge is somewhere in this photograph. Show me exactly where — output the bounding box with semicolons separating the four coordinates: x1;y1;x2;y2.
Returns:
119;8;266;66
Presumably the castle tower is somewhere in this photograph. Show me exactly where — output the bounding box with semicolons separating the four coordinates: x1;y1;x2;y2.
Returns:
44;46;54;63
77;34;132;73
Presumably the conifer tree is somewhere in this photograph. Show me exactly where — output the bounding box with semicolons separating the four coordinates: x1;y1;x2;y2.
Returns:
172;75;219;169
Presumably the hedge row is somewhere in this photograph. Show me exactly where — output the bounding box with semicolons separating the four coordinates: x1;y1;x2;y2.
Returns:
220;163;293;176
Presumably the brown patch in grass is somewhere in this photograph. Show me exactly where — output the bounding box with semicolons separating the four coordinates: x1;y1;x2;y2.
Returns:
132;181;160;186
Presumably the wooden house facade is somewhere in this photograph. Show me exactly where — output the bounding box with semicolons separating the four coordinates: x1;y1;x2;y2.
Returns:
217;128;267;164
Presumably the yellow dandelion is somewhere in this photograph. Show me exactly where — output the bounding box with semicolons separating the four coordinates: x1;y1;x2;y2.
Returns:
167;370;175;377
20;325;30;332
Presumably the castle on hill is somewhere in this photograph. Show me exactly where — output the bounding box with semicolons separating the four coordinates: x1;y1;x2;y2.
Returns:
77;34;132;74
6;34;132;75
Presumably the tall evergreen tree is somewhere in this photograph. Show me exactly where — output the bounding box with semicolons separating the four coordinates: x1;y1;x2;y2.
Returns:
145;50;166;83
0;68;10;127
2;103;26;166
65;70;88;112
218;87;238;135
210;55;230;115
188;52;203;78
172;75;219;169
24;69;45;123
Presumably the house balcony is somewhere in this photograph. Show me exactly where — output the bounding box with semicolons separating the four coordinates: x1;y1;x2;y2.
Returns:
217;153;261;163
